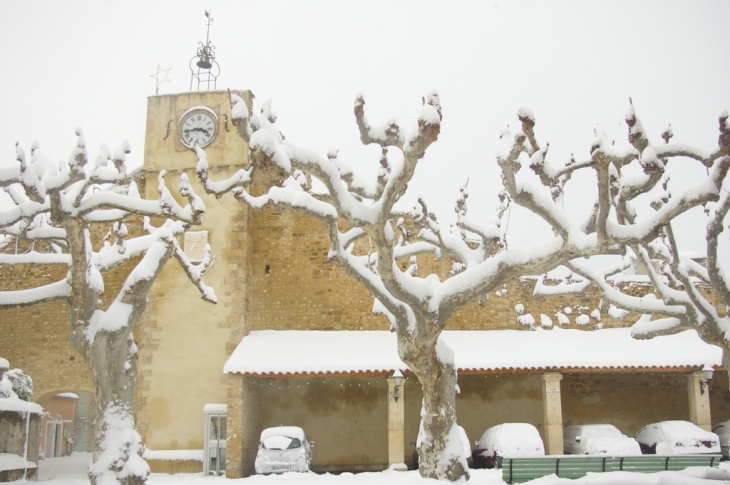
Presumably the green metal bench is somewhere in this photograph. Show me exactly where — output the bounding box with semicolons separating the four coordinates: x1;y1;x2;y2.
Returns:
610;455;721;473
499;455;722;484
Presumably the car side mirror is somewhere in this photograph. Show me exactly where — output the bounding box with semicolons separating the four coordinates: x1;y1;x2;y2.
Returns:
310;441;316;448
575;436;581;443
410;442;416;446
474;441;479;447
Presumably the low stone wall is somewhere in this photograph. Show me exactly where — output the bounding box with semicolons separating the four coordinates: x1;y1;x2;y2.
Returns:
143;449;204;475
146;459;203;474
0;405;42;482
0;467;38;482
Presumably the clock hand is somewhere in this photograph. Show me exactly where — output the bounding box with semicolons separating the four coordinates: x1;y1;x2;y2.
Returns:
184;127;211;135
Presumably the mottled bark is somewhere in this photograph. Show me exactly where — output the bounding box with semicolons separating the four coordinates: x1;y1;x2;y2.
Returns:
88;332;146;485
400;333;468;480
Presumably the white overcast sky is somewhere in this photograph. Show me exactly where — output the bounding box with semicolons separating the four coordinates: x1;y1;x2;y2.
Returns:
2;1;730;267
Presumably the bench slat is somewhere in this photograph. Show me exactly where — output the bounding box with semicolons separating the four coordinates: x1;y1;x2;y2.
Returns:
501;455;721;484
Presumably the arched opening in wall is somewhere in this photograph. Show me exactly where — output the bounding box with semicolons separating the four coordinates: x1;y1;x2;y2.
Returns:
38;391;96;458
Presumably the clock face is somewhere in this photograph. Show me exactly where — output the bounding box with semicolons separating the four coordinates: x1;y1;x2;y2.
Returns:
179;108;218;148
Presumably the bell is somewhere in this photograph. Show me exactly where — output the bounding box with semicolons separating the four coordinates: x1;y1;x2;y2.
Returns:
196;56;212;69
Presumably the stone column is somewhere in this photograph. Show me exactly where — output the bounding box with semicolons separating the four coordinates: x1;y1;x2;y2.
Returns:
686;371;712;431
540;372;563;455
387;376;406;468
226;375;260;478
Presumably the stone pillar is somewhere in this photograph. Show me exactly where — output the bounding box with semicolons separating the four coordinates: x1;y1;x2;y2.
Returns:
387;376;406;468
540;372;563;455
687;371;712;431
226;375;260;478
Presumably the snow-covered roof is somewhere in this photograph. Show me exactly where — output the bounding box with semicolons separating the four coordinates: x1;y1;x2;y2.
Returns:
0;453;37;472
224;328;722;376
0;399;43;414
203;403;226;413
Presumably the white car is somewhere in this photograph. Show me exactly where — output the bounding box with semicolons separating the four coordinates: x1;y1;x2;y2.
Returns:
635;421;720;455
473;423;544;468
563;424;641;455
712;421;730;459
254;426;315;474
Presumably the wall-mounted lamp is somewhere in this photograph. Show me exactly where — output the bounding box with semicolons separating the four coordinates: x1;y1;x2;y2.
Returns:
700;365;714;395
393;370;403;402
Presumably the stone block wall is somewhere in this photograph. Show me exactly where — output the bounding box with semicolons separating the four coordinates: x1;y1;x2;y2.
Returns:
562;372;690;436
0;409;40;481
2;87;727;471
709;370;730;426
0;235;141;404
245;202;662;332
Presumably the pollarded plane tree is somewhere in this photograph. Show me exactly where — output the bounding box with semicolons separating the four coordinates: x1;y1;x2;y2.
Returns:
0;131;216;485
194;92;729;481
533;107;730;379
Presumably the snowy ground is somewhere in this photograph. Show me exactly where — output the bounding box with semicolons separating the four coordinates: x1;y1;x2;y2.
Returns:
27;453;730;484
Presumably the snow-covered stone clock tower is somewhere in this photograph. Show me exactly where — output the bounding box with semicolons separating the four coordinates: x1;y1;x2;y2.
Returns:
136;89;253;463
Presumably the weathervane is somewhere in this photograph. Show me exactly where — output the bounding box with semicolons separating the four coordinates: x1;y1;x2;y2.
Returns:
190;10;220;91
150;65;172;95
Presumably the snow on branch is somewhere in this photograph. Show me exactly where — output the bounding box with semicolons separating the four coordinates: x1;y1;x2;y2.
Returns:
0;279;72;307
0;133;213;315
631;315;687;339
196;90;730;483
519;102;729;350
173;240;217;304
1;129;217;485
195;145;252;196
706;190;730;309
75;171;204;224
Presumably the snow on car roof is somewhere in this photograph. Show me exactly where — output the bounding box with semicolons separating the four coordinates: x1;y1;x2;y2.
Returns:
641;420;719;441
636;420;720;454
478;423;545;457
224;327;720;376
565;424;621;436
260;426;306;441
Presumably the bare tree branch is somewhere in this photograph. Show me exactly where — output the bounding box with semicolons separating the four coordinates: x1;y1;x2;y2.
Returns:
195;91;730;482
0;132;215;485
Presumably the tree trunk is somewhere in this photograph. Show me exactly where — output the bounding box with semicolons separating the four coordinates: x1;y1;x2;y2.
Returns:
401;335;470;481
720;348;730;398
87;327;148;485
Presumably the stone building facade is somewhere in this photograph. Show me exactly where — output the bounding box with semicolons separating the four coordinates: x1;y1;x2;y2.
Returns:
0;90;727;477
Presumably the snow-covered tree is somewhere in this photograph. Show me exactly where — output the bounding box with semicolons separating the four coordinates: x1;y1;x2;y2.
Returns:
533;107;730;383
5;368;33;401
194;92;728;481
0;131;216;485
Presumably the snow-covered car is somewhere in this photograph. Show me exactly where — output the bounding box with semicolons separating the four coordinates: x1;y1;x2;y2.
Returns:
254;426;315;474
563;424;642;455
635;421;720;455
712;421;730;459
472;423;544;468
412;426;472;469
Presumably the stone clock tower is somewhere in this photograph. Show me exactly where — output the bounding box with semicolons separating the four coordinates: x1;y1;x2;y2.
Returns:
136;90;253;465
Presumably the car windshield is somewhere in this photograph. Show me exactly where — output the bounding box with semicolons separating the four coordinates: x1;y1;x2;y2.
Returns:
262;436;302;450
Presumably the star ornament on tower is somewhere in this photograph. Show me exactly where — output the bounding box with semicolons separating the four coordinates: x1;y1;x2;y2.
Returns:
150;65;172;94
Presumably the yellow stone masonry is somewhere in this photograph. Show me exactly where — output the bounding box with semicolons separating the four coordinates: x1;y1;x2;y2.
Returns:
1;90;725;465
